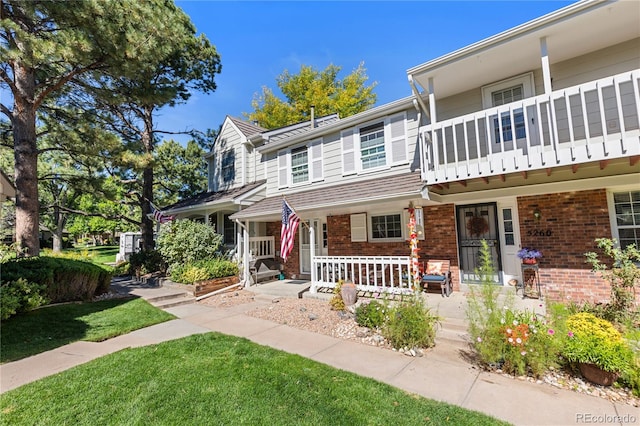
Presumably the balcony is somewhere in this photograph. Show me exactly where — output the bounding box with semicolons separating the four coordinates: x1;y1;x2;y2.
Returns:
420;70;640;185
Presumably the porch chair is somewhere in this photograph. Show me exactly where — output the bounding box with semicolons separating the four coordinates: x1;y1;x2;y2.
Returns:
422;259;452;297
249;258;282;285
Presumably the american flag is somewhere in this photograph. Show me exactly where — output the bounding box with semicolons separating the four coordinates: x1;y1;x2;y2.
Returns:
152;206;175;224
280;199;300;262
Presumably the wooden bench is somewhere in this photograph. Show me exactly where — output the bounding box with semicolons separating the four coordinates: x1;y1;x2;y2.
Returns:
421;259;452;297
249;258;282;284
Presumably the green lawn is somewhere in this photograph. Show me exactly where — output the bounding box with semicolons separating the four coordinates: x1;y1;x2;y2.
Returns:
0;298;175;363
0;333;510;425
66;245;119;265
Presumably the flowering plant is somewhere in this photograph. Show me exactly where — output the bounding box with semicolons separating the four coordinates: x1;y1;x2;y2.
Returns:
517;248;542;260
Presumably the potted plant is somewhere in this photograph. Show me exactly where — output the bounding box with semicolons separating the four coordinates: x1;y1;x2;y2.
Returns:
562;312;634;386
517;248;542;264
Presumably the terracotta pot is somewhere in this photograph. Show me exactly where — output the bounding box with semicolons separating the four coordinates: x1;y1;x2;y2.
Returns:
522;258;537;265
340;281;358;306
579;363;619;386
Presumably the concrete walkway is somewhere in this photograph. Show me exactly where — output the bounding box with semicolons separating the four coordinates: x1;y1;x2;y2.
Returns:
1;279;637;426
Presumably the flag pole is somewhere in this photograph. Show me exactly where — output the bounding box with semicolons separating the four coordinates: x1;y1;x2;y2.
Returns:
282;195;309;230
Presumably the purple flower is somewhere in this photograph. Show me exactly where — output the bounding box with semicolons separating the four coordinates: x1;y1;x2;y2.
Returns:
517;248;543;260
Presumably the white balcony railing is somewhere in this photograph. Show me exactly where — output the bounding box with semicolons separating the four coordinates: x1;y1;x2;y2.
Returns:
311;256;414;295
249;236;275;260
421;70;640;184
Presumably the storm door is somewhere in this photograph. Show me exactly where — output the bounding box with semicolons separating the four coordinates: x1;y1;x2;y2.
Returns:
456;203;502;284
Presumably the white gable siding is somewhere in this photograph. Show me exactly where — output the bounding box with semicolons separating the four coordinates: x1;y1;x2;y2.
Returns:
212;123;243;191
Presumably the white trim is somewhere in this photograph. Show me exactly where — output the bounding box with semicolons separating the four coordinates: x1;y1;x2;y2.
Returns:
369;211;404;242
606;184;640;246
481;72;534;109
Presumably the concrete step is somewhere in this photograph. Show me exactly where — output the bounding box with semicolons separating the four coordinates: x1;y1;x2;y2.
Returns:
150;294;196;310
436;319;470;349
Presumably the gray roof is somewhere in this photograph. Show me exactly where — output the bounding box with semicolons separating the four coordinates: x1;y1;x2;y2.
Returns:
163;180;266;212
228;116;265;137
266;114;340;144
231;172;423;220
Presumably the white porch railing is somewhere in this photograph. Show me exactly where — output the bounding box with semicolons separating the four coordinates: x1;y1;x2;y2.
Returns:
311;256;414;295
249;236;275;260
421;69;640;184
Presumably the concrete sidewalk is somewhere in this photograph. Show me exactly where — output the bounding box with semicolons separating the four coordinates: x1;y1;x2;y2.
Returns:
1;281;637;426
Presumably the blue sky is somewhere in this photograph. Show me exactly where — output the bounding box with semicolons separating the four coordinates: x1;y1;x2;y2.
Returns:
162;1;574;144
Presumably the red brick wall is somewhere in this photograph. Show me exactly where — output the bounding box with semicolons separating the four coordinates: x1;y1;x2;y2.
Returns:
517;189;614;303
267;221;300;279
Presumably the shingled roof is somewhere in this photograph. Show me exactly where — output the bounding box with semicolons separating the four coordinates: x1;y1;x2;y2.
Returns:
231;172;423;221
228;116;265;137
163;180;266;213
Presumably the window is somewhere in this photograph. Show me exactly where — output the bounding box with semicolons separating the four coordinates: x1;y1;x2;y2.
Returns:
221;150;235;182
492;85;526;142
359;122;386;169
371;214;402;239
612;191;640;250
223;214;235;245
502;208;515;246
291;146;309;184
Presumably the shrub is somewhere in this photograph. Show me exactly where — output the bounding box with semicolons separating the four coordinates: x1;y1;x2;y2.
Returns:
169;258;239;284
129;250;166;276
329;280;346;311
157;220;223;268
467;240;565;377
355;299;387;329
382;296;439;350
0;278;48;320
584;238;640;325
563;312;634;374
0;257;111;304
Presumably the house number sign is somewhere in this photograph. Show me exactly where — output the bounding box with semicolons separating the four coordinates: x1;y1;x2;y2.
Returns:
526;229;553;237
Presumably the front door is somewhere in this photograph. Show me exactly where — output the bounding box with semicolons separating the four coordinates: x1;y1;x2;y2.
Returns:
457;203;501;284
300;219;324;274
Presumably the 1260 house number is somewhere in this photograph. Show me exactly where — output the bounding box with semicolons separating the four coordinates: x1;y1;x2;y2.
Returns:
527;229;553;237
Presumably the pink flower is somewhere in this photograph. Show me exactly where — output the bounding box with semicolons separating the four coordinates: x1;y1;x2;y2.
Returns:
521;351;527;356
567;331;574;338
477;337;482;343
547;329;555;335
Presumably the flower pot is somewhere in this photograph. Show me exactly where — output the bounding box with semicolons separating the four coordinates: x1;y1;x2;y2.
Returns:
579;363;619;386
522;258;537;265
340;281;358;306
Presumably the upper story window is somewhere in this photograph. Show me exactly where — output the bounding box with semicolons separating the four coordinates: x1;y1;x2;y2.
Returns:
482;73;534;144
341;112;408;176
291;146;309;184
612;190;640;250
221;149;235;183
278;139;323;188
359;122;386;170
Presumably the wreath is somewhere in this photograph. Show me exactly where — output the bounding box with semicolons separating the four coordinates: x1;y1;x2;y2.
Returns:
466;215;489;237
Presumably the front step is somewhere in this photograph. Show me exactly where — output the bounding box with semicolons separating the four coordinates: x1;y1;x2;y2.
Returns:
436;319;470;349
147;291;196;310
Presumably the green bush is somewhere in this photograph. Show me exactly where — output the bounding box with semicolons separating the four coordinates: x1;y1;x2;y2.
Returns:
157;220;223;268
355;299;387;329
129;250;166;276
382;296;439;350
1;256;112;304
563;312;634;374
466;240;565;377
169;258;239;284
0;278;48;320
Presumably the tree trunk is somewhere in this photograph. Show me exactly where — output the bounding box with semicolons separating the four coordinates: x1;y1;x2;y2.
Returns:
52;205;66;253
12;63;40;257
141;106;155;251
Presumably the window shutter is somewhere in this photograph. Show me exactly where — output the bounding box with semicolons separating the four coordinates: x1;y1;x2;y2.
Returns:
341;130;356;175
389;113;407;164
310;139;323;182
278;149;289;188
350;213;367;242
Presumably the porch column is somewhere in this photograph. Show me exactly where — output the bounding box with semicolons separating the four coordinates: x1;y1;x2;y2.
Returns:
539;37;552;94
428;77;437;123
309;224;317;294
244;222;251;288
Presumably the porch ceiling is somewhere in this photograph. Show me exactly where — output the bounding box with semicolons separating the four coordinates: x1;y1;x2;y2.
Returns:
230;172;426;222
407;0;640;100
